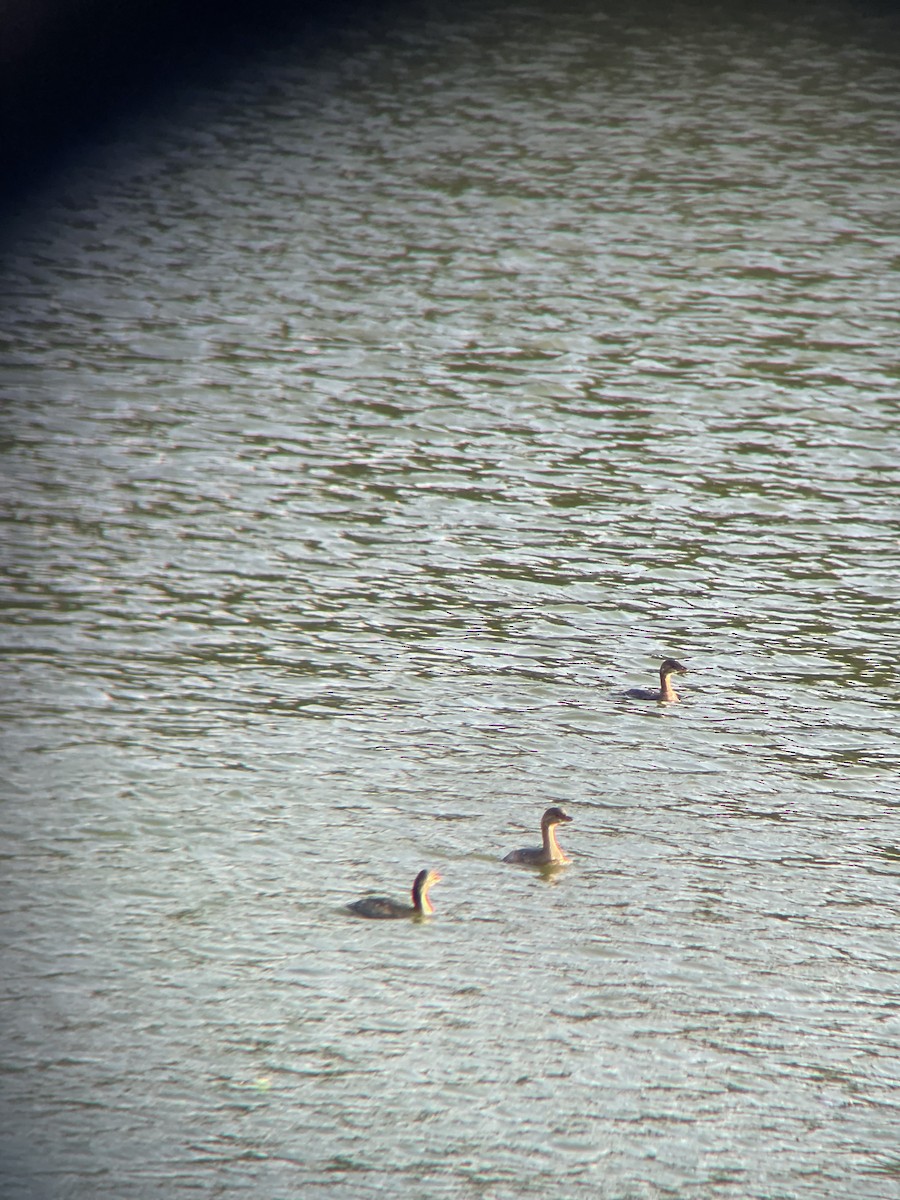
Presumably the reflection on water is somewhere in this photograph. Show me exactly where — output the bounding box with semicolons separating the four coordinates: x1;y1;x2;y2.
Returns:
1;2;899;1197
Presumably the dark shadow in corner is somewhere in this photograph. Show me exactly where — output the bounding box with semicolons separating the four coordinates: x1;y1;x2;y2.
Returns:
0;0;394;214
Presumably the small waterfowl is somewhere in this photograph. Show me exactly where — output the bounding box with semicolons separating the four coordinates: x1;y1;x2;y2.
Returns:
625;658;687;703
502;806;573;866
348;868;441;919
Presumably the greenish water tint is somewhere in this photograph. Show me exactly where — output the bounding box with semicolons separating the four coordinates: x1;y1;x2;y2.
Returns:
1;2;899;1197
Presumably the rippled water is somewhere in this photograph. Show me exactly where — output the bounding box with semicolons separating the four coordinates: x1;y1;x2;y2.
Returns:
2;2;899;1197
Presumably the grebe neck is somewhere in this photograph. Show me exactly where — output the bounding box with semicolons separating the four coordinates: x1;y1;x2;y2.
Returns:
659;671;680;703
542;822;568;864
413;879;434;915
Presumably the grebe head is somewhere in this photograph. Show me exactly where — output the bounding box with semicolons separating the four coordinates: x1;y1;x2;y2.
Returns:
541;806;572;828
660;658;687;677
415;868;442;888
413;868;441;895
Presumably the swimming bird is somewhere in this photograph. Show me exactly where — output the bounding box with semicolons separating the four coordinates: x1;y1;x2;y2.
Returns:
502;806;573;865
348;869;441;919
625;658;687;703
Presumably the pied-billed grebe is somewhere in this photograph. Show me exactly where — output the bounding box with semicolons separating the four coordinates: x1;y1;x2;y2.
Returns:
348;868;441;919
502;806;573;865
625;658;687;703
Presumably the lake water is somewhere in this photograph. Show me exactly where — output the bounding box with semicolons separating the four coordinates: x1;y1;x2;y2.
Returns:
1;2;899;1197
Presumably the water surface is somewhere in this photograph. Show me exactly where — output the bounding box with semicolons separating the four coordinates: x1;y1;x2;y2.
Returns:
1;2;899;1197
